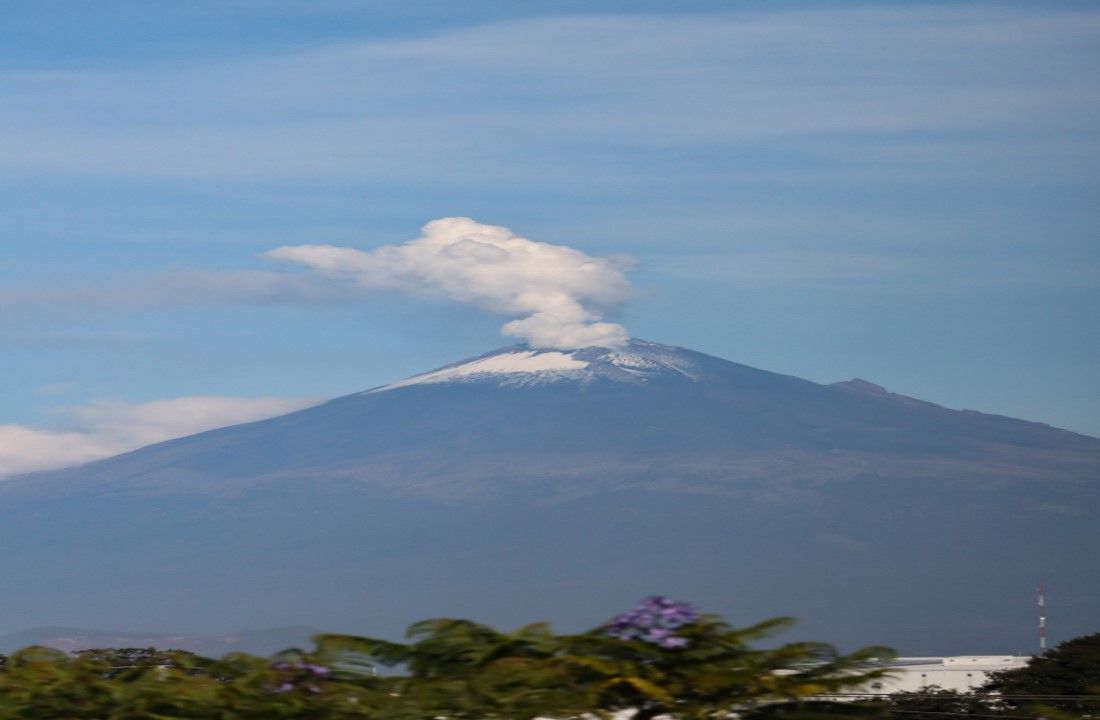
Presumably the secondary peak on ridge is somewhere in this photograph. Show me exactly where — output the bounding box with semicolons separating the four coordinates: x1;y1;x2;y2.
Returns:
832;378;889;394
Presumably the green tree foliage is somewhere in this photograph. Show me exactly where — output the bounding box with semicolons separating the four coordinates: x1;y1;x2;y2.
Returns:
878;633;1100;720
69;647;207;679
314;597;895;720
0;598;894;719
882;685;1003;720
983;632;1100;718
0;645;380;719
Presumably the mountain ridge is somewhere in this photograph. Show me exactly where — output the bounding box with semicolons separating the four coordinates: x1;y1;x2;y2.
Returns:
1;339;1095;653
6;339;1094;502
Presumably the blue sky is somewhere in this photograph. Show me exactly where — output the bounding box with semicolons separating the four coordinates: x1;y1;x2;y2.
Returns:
2;1;1098;474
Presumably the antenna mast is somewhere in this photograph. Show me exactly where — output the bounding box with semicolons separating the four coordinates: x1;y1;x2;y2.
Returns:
1038;583;1046;654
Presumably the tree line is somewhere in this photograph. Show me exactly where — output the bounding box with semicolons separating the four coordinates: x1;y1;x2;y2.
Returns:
0;597;1094;719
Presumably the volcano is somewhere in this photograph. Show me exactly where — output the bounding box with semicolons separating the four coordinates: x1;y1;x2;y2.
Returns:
2;340;1097;654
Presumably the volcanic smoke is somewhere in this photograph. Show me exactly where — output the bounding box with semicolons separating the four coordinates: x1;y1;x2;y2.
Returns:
265;217;636;349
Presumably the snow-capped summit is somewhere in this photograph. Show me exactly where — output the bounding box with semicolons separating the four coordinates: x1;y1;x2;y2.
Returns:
366;339;704;392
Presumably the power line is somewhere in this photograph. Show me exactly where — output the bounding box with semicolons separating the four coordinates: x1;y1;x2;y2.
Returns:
826;693;1096;699
886;711;1036;719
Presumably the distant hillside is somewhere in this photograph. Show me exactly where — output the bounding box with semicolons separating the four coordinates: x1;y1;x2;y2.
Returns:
0;626;318;657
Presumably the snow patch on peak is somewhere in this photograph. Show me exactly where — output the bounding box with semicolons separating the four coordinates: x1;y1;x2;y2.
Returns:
447;351;588;375
601;343;701;381
366;339;706;394
369;351;589;393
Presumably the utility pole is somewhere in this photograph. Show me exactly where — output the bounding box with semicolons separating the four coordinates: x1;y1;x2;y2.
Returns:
1038;583;1046;655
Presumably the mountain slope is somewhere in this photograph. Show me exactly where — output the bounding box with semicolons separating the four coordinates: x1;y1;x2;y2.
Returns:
6;340;1096;500
0;340;1096;655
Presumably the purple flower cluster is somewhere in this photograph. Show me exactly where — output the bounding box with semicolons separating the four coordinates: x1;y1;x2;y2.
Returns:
269;661;331;694
605;596;699;649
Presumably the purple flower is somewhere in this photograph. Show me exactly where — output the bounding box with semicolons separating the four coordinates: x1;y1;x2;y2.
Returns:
604;596;699;648
268;659;332;694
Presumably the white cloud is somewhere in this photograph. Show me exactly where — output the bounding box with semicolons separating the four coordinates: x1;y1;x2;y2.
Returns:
0;395;319;479
265;217;636;349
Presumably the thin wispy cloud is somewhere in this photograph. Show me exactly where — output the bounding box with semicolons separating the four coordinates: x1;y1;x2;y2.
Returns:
0;7;1095;185
0;268;356;325
659;250;904;288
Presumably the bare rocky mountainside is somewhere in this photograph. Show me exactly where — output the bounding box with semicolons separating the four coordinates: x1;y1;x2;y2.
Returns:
2;340;1096;655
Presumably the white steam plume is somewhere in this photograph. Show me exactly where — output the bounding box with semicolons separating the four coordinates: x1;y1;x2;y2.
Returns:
264;217;636;349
